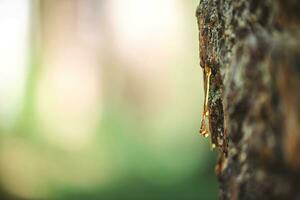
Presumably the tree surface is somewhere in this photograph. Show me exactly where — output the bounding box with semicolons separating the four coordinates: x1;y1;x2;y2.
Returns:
196;0;300;199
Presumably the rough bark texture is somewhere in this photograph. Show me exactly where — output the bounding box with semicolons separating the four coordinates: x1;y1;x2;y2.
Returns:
196;0;300;199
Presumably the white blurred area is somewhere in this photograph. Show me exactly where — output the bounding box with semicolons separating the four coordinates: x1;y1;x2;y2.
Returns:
0;0;29;130
108;0;184;72
0;0;204;199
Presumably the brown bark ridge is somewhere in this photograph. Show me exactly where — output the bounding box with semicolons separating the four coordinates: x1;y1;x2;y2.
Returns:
196;0;300;199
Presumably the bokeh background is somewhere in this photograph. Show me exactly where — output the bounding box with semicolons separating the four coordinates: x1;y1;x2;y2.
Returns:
0;0;218;199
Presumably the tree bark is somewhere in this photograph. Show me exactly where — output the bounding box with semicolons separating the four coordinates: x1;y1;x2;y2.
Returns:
196;0;300;199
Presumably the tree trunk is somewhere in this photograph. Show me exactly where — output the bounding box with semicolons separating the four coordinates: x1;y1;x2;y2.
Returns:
196;0;300;199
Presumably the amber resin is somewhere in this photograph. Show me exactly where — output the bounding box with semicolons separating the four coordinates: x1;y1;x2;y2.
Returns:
200;65;211;138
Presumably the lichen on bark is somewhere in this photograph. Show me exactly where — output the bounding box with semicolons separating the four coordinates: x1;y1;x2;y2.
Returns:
196;0;300;199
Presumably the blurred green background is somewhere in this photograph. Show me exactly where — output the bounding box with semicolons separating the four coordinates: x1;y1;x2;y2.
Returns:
0;0;217;199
